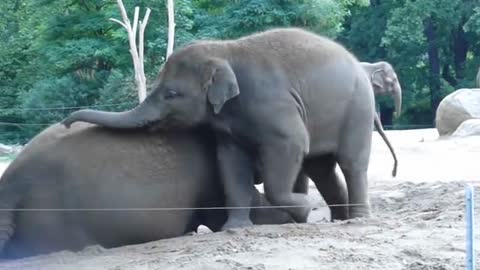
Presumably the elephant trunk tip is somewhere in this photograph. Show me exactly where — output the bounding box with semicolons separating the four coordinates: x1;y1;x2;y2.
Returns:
61;119;72;129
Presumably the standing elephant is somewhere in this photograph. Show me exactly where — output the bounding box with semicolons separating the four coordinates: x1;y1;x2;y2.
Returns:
0;123;294;259
361;61;400;175
62;28;378;229
360;61;402;117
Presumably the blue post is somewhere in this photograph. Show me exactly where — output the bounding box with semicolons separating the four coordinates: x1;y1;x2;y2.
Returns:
466;184;475;270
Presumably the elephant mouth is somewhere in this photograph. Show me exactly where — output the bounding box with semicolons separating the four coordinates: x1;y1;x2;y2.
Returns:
145;117;188;132
143;119;167;132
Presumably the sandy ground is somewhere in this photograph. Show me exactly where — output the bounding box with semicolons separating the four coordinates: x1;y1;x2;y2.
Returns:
0;128;479;269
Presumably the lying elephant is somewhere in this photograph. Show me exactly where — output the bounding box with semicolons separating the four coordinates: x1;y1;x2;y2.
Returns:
0;123;294;259
360;61;402;117
62;28;382;228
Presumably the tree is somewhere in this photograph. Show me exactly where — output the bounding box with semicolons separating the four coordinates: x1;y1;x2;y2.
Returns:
109;0;151;102
342;0;480;126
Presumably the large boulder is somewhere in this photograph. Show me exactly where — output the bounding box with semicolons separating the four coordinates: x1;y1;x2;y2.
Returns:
435;89;480;136
451;119;480;138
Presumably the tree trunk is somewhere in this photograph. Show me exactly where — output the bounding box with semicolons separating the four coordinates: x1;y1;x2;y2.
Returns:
453;18;468;81
423;17;441;122
441;64;456;86
380;107;393;127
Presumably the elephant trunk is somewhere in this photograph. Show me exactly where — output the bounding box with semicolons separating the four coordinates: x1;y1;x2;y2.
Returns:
393;84;402;118
62;99;163;129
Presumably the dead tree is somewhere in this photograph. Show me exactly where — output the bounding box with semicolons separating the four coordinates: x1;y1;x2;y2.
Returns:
110;0;151;102
166;0;175;60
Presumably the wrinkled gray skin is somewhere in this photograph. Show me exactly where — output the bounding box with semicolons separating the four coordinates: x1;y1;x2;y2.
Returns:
0;123;294;259
360;61;402;118
62;28;376;229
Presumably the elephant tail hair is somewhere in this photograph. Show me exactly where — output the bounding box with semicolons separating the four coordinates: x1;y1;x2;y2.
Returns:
374;114;398;177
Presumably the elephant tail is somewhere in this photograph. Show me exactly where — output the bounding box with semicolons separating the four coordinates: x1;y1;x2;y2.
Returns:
374;114;398;177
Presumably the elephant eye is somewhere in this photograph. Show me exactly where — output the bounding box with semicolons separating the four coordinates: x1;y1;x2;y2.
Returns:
164;89;183;100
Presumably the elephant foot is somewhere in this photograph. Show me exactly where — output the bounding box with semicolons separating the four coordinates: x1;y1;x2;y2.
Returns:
348;205;371;219
290;206;311;223
330;206;349;222
221;218;254;231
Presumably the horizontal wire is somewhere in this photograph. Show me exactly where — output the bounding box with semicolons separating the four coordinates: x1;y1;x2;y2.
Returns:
0;122;55;126
0;102;137;126
0;102;136;112
0;203;367;212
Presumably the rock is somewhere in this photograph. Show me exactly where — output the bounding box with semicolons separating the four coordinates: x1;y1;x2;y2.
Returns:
451;119;480;137
435;89;480;136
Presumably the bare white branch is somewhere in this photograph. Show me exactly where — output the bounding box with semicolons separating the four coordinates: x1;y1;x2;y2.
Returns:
110;0;150;102
109;18;128;30
138;8;152;102
132;7;140;45
166;0;176;60
115;0;131;29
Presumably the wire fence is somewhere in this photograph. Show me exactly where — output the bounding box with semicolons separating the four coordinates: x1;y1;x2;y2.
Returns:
0;103;435;129
0;203;367;212
0;102;136;112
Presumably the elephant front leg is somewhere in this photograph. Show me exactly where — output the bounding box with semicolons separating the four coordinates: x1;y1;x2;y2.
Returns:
260;141;311;223
217;136;256;230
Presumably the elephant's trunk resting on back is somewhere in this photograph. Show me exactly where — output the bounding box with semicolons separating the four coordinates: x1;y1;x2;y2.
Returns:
63;99;162;129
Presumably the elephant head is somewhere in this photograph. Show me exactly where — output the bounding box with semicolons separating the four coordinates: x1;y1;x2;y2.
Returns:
62;44;240;130
360;61;402;117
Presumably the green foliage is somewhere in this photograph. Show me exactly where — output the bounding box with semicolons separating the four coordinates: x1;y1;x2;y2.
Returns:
342;0;480;126
20;75;101;137
194;0;362;39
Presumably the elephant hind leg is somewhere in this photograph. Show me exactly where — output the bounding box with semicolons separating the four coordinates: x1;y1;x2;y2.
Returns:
261;141;311;223
336;89;374;218
0;210;15;258
303;154;348;221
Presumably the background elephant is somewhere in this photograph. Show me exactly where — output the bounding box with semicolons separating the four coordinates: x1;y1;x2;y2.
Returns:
360;61;402;117
0;123;294;259
61;28;377;229
361;61;400;176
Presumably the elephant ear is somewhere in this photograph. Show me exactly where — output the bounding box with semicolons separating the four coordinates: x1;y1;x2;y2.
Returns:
203;58;240;114
370;68;384;89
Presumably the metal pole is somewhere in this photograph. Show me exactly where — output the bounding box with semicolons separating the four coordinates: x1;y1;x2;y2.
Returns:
466;184;475;270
